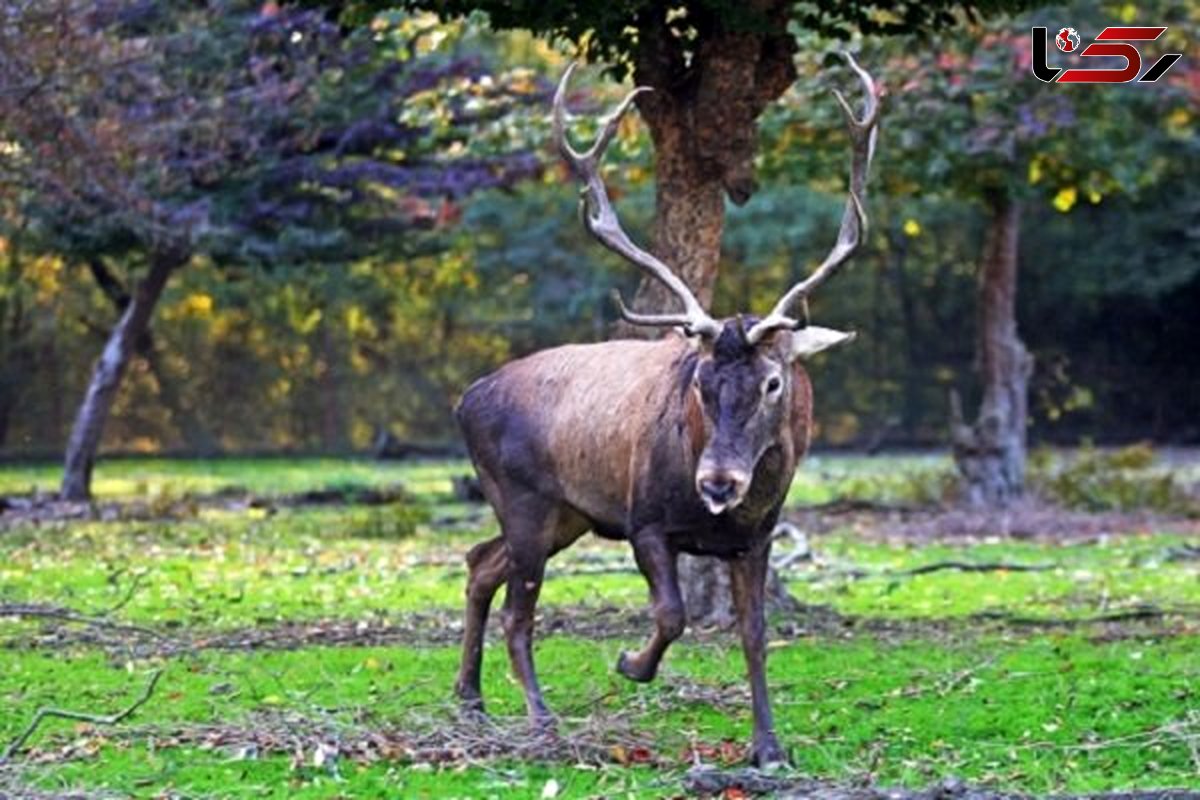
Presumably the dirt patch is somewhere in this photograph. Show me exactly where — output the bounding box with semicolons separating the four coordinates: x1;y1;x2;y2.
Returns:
6;488;1196;543
786;499;1200;543
685;769;1200;799
5;603;1197;661
13;706;659;770
2;606;469;657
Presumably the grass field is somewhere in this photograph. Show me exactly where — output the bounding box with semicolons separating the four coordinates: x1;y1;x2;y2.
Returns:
1;457;1197;798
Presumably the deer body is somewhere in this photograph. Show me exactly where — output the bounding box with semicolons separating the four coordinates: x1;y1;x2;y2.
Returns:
452;58;879;767
457;334;813;558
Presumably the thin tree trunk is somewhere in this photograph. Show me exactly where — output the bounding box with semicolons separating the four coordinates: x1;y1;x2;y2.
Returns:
86;258;215;454
950;192;1032;507
620;5;798;627
61;251;184;500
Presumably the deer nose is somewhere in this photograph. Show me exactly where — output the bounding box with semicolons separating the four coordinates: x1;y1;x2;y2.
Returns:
700;478;737;504
696;471;749;515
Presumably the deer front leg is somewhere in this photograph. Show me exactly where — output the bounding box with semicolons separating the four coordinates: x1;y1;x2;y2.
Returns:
617;530;684;683
730;545;787;767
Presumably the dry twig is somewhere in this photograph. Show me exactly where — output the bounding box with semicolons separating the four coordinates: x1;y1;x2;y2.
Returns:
1;669;163;762
791;560;1056;583
0;602;169;642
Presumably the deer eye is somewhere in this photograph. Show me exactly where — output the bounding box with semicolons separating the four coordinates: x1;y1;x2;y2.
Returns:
765;376;782;395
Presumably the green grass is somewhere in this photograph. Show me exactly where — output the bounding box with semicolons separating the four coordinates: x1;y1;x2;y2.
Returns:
3;637;1196;796
786;453;954;505
1;457;1198;797
39;747;656;800
0;457;463;502
787;532;1200;620
0;508;648;628
1;506;1194;630
1;453;956;507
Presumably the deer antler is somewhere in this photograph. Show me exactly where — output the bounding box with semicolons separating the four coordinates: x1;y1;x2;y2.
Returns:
553;63;721;339
746;53;881;346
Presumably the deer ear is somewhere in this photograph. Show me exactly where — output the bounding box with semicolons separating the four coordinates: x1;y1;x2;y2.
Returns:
788;326;856;361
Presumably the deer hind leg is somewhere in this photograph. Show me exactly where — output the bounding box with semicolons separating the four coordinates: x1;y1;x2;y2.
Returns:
617;529;684;683
455;535;508;713
498;496;587;728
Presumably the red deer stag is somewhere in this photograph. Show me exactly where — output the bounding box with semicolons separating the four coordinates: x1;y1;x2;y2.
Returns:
454;56;879;766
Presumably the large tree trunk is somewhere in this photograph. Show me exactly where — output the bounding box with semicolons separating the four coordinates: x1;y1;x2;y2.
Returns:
60;251;184;500
619;100;726;320
621;2;798;627
950;192;1032;507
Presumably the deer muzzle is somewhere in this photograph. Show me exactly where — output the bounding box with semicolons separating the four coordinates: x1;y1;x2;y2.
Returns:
695;468;751;515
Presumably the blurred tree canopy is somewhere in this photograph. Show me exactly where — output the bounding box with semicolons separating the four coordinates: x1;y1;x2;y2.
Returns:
0;1;542;494
336;0;1032;63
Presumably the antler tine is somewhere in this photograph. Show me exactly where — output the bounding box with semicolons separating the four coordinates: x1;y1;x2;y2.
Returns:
553;63;721;338
746;52;880;345
608;290;703;328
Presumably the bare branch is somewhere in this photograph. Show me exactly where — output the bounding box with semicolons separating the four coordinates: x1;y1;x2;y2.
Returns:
1;669;163;762
0;602;169;642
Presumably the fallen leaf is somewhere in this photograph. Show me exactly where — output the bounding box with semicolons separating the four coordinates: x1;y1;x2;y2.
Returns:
628;746;653;764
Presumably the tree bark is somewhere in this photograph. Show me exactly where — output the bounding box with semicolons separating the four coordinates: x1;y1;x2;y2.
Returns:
60;251;185;500
950;192;1032;507
621;2;799;627
618;0;798;330
622;113;726;319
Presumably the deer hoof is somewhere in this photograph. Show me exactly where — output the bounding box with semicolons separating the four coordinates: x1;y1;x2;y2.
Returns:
748;737;788;769
455;684;486;717
616;650;656;683
531;709;558;734
457;697;487;720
